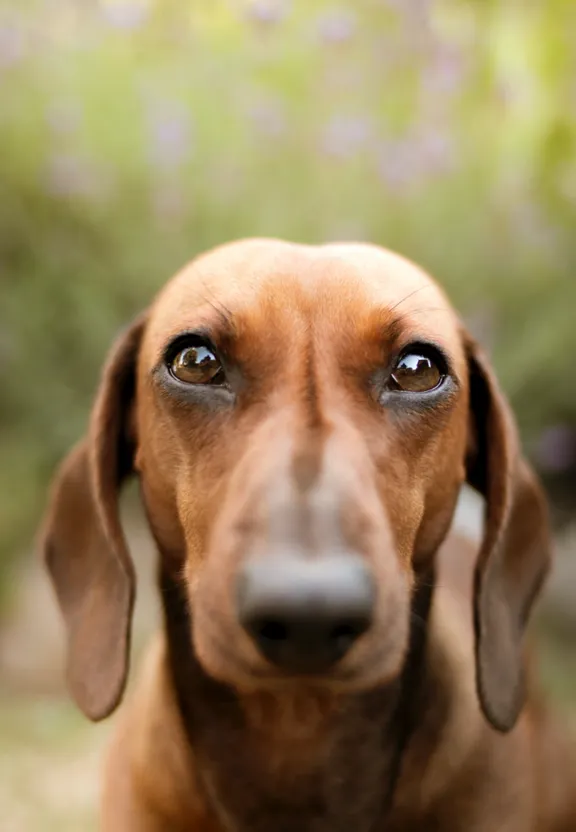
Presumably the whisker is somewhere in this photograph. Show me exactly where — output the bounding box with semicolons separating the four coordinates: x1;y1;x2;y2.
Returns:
387;286;430;315
403;306;445;318
412;577;471;609
199;276;235;329
388;306;446;333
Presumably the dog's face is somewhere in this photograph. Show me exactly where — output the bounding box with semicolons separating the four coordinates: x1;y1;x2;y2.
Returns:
137;241;468;691
41;239;551;734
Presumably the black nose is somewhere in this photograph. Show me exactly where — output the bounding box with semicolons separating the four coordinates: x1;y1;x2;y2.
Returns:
236;555;375;673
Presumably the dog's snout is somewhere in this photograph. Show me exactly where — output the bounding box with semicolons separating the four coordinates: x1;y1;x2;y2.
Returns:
237;556;375;673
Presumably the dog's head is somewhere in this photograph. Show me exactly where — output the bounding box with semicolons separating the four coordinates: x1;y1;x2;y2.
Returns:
41;239;550;733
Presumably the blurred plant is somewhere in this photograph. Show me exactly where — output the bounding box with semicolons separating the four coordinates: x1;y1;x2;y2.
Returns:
244;0;291;27
100;0;151;31
0;20;24;67
45;152;113;201
321;115;373;158
246;95;287;138
1;0;576;601
316;8;357;44
144;98;192;171
536;426;576;475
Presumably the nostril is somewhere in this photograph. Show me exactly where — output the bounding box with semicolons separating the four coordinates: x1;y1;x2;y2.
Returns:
252;618;289;644
331;622;361;645
330;619;369;655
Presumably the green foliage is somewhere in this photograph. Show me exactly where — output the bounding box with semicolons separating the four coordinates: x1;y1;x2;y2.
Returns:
1;0;576;590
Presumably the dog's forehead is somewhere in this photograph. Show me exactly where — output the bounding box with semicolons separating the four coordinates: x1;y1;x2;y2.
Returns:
143;239;464;367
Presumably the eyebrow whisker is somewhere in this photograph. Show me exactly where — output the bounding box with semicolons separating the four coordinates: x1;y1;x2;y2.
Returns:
199;276;235;328
387;286;430;316
388;306;446;332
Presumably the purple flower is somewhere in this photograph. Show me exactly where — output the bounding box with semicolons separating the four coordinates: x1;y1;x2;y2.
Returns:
0;22;24;67
244;0;290;26
418;128;455;174
375;138;420;190
316;8;357;45
376;126;456;189
321;116;373;159
45;153;112;200
536;426;576;474
101;1;149;31
145;100;192;171
421;48;466;96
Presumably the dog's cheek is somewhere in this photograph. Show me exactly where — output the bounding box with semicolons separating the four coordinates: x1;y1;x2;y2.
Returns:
138;471;187;569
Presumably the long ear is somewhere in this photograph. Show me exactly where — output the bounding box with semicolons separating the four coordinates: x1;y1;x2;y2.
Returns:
40;315;146;721
466;336;551;732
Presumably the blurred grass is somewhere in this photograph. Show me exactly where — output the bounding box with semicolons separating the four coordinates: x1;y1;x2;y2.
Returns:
0;695;110;832
1;1;576;588
538;638;576;707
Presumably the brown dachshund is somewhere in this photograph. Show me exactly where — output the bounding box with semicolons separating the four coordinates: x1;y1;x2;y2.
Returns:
41;239;576;831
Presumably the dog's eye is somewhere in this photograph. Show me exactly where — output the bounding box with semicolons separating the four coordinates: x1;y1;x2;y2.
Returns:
169;344;225;385
389;351;444;393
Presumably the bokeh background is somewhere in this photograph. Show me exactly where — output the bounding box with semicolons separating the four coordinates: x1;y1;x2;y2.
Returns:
1;1;576;828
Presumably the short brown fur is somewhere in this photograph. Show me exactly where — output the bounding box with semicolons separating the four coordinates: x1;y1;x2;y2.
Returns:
41;239;576;830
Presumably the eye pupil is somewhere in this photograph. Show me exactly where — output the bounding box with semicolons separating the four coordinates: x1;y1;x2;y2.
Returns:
170;344;224;385
389;351;443;393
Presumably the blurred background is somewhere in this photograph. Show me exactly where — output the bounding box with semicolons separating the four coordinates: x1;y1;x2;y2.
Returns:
1;0;576;828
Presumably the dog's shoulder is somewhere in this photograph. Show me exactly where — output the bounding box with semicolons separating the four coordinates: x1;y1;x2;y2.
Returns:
102;635;215;830
402;527;576;829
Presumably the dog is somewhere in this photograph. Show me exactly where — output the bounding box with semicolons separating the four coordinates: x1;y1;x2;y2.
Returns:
41;239;576;830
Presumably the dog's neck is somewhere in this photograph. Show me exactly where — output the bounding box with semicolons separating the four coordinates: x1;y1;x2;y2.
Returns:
160;568;434;832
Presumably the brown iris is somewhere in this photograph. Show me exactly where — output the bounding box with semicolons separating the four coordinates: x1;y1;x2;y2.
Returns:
389;352;443;393
170;344;224;385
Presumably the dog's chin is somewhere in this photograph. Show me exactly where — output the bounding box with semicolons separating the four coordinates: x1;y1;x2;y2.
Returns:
193;627;409;697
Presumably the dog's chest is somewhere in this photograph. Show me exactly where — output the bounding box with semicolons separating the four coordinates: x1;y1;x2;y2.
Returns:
197;749;389;832
189;691;400;832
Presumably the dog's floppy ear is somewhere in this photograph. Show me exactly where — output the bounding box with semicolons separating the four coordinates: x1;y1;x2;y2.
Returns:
465;334;551;732
40;315;146;721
